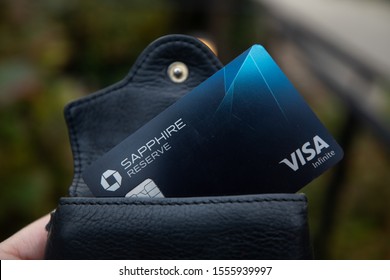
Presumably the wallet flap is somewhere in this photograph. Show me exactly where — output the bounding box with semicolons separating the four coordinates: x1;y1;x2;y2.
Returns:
45;194;312;259
64;35;222;196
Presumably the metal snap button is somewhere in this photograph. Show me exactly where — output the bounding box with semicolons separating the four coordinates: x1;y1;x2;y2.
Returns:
167;61;189;83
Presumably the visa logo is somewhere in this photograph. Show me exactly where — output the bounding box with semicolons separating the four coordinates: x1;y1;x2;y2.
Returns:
279;135;329;171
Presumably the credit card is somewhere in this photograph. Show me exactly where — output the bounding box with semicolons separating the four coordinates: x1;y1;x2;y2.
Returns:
83;45;343;197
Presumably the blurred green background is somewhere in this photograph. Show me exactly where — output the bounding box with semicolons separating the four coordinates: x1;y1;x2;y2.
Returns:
0;0;389;259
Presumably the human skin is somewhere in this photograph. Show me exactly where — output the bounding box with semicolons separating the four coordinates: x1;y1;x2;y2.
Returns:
0;214;50;260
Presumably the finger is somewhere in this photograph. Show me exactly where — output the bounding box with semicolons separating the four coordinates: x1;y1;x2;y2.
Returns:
0;214;50;260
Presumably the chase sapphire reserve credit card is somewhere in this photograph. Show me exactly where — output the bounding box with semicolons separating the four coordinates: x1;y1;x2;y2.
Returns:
83;45;344;198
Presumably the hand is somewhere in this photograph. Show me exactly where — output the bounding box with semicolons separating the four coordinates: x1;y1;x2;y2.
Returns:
0;214;50;260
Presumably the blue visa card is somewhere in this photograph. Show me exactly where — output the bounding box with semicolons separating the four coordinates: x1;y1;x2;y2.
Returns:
83;45;344;197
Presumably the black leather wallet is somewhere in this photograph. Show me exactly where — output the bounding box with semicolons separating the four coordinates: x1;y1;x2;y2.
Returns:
44;34;313;259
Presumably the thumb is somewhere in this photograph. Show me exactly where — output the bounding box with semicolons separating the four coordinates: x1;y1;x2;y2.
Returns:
0;214;50;260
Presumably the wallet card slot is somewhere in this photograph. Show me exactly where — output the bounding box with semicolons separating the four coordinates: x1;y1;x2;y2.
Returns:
45;193;312;259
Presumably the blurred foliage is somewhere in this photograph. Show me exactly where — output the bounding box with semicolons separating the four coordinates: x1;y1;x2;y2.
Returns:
0;0;389;260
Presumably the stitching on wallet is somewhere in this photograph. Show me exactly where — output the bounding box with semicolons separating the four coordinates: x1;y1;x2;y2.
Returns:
59;198;305;207
67;37;222;195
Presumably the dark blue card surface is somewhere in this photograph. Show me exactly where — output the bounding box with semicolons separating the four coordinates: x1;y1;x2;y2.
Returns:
83;45;343;197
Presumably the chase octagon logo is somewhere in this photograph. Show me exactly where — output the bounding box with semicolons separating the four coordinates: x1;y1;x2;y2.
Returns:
100;169;122;191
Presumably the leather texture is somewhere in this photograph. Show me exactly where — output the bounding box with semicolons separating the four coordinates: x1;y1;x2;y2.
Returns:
65;34;223;197
45;194;312;259
45;35;313;259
